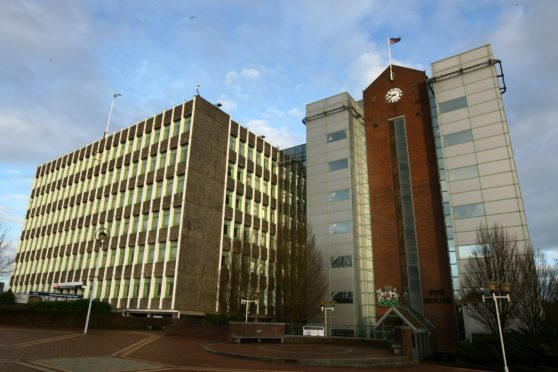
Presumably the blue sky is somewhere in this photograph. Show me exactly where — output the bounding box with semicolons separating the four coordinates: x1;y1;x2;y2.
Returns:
1;0;557;282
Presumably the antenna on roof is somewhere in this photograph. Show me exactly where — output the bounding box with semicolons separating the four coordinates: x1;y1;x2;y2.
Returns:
196;84;200;96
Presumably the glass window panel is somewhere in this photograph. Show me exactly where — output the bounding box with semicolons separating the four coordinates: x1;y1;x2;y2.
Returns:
329;221;352;235
328;189;350;202
327;129;347;143
453;203;485;219
328;158;348;171
448;165;479;181
444;129;473;147
332;291;353;304
331;255;352;268
438;96;468;114
458;244;478;259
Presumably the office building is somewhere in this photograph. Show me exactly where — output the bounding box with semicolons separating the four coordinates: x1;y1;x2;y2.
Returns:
305;44;531;348
429;45;531;336
10;96;305;318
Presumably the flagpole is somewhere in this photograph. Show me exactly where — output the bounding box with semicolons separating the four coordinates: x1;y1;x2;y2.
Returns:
388;37;394;81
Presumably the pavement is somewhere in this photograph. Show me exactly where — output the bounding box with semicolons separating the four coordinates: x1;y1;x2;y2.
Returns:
0;326;483;371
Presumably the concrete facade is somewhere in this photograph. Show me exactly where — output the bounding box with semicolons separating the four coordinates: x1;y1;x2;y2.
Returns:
10;95;304;319
429;45;531;336
305;92;375;331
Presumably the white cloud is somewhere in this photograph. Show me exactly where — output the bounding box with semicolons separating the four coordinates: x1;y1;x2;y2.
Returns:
225;71;237;85
240;68;261;80
350;51;385;92
225;67;262;86
218;99;238;112
245;119;304;149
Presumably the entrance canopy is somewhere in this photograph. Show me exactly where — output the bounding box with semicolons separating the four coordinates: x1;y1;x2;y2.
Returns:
376;306;435;333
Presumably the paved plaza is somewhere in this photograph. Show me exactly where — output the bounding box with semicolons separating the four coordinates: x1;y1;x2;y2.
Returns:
0;326;481;371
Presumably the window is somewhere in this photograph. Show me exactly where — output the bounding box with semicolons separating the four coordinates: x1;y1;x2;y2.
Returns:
184;116;192;132
225;191;233;207
154;277;163;297
438;96;468;114
168;241;177;261
157;244;167;262
444;129;473;147
327;129;347;143
453;203;485;219
146;244;155;263
165;277;174;298
239;141;246;156
160;152;167;168
234;223;242;240
176;175;185;193
329;221;352;235
151;212;159;230
136;245;145;264
180;144;188;162
169;148;177;164
332;291;353;304
162;209;170;228
229;137;237;152
328;189;350;202
142;279;151;298
448;165;479;181
458;245;478;259
328;158;348;171
173;208;181;226
165;179;174;195
172;119;181;137
223;221;231;237
331;255;352;268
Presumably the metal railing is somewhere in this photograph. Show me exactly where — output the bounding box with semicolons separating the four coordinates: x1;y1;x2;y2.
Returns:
285;323;395;341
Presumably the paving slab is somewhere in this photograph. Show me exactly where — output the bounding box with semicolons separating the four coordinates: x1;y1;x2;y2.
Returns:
32;356;165;372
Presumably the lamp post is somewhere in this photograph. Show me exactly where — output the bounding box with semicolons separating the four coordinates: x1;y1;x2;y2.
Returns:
240;291;259;323
482;281;511;372
84;227;109;334
103;93;121;139
321;300;335;337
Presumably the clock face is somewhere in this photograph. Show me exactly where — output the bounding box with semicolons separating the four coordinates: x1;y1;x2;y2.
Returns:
385;87;403;103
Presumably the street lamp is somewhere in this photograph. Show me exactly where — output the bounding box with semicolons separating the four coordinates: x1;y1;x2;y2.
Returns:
321;300;335;337
482;281;512;372
84;227;109;334
240;291;259;323
103;93;121;138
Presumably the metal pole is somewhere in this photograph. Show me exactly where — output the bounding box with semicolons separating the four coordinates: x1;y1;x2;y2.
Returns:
493;292;509;372
245;300;249;323
324;308;327;337
84;240;103;334
103;93;121;139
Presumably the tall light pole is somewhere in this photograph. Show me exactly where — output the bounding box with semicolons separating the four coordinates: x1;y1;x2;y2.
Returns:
321;300;335;337
84;227;109;334
482;281;512;372
240;291;259;323
103;93;121;139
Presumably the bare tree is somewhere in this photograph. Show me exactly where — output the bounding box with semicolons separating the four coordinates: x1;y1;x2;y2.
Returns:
0;223;14;276
461;224;527;334
275;225;327;323
516;248;558;337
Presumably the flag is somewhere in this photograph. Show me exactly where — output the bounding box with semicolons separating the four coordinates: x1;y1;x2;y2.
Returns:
389;37;401;44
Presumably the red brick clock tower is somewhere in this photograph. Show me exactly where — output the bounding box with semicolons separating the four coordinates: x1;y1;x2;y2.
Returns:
363;65;456;350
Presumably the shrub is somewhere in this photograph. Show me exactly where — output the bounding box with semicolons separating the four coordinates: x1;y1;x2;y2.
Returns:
204;312;232;325
0;290;16;305
29;299;112;313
